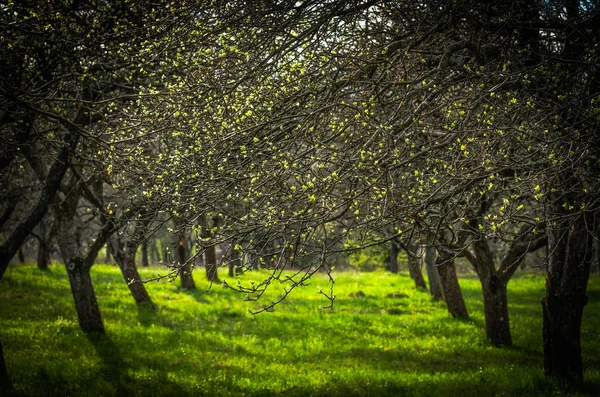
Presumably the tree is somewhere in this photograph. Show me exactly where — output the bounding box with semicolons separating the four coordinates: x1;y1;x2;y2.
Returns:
388;238;400;274
109;219;153;304
2;0;598;388
424;245;443;301
405;238;427;290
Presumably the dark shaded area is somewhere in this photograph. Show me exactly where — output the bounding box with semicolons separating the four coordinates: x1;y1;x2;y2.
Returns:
0;337;13;393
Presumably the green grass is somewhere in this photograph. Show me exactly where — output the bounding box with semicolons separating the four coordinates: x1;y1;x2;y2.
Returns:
1;264;599;396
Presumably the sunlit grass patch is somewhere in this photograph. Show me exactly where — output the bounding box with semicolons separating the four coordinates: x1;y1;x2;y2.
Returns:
1;264;599;396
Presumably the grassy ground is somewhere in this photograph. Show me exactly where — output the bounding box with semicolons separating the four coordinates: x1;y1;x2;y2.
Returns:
1;263;599;397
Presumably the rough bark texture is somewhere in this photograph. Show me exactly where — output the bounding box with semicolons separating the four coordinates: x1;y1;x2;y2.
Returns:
54;180;119;334
205;245;219;283
65;259;105;333
407;240;427;289
469;239;512;346
110;235;152;304
482;274;511;346
141;240;149;268
543;205;593;386
0;130;78;280
388;239;399;273
123;238;151;303
437;255;469;318
177;238;196;289
55;190;106;334
425;245;443;300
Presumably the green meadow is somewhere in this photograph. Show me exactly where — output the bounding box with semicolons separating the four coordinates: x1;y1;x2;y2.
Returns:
1;264;599;396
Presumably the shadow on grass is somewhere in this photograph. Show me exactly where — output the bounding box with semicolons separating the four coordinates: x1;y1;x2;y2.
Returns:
86;333;131;395
177;286;210;303
136;301;158;327
86;332;192;397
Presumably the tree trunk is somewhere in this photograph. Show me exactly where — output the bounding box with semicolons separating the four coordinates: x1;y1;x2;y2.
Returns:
437;255;469;318
141;239;149;268
36;220;50;270
17;247;25;263
425;245;443;300
250;251;259;270
229;247;242;277
104;244;111;264
228;253;235;277
56;194;106;333
65;259;105;333
542;204;593;386
481;274;511;346
205;244;219;282
594;225;600;273
0;337;12;392
109;235;152;304
162;244;168;264
407;240;427;289
150;239;159;265
0;129;78;281
389;238;399;273
123;239;151;303
469;238;513;347
37;239;49;271
177;237;196;289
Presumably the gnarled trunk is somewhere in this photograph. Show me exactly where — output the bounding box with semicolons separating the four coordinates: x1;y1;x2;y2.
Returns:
437;255;468;318
65;259;105;333
469;239;513;347
425;245;443;300
481;274;511;346
110;235;152;304
543;204;592;386
0;129;78;281
177;238;196;289
407;240;427;290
